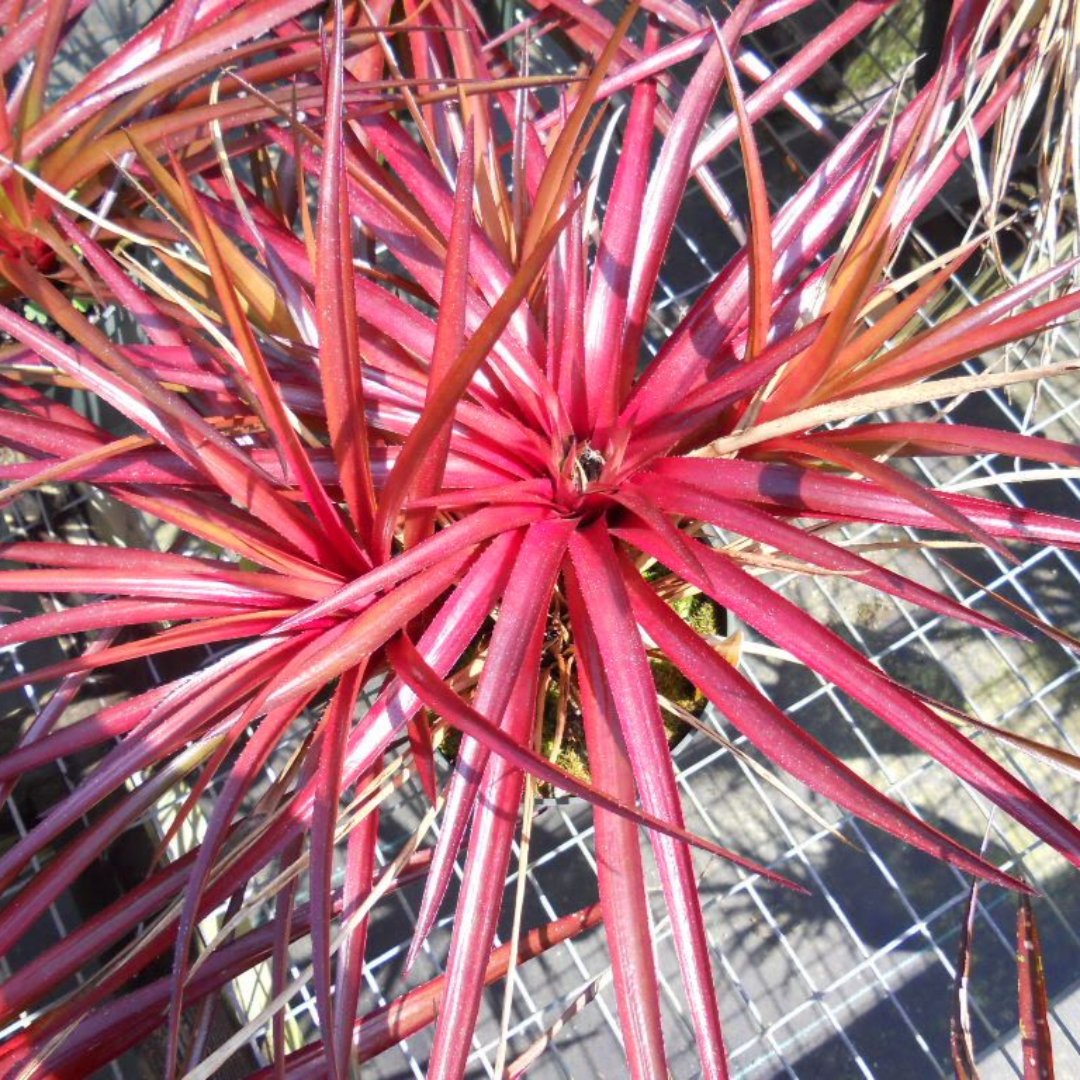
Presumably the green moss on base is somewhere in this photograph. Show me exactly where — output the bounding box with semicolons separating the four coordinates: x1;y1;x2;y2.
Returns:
435;591;726;799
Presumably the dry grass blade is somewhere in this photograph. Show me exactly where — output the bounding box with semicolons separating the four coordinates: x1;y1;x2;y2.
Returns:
951;883;980;1080
695;357;1080;458
493;763;537;1077
506;967;614;1078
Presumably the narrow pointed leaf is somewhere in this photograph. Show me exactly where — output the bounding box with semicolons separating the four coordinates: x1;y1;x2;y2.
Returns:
332;757;381;1073
582;18;657;437
310;663;366;1080
716;29;771;361
621;555;1024;889
318;0;377;544
1017;897;1055;1080
766;436;1016;562
569;521;730;1080
426;618;545;1079
631;471;1018;637
395;123;475;555
522;1;640;261
565;565;668;1077
407;517;574;965
647;458;1080;551
612;516;1080;868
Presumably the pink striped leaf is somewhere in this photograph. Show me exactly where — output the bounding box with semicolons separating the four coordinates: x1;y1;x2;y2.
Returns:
377;122;475;558
630;471;1018;636
568;521;730;1080
406;516;575;967
620;553;1024;890
565;564;668;1077
310;663;367;1080
582;18;657;439
645;458;1080;551
611;516;1080;868
821;422;1080;466
316;0;377;546
424;618;546;1078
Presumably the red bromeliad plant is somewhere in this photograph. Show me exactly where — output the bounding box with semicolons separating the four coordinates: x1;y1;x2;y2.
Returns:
0;0;568;296
0;0;327;279
1;0;1080;1076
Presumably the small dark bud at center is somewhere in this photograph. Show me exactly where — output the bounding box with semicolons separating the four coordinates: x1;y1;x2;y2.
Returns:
572;443;606;492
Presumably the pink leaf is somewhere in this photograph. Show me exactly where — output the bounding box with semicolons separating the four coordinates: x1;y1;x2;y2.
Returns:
425;617;546;1079
406;517;575;968
316;0;377;545
565;564;668;1076
568;521;730;1079
582;18;658;439
646;458;1080;551
612;515;1080;868
310;663;367;1080
396;123;475;555
631;470;1018;637
621;553;1024;889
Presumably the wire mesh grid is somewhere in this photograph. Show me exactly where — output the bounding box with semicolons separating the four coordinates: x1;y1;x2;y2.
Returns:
1;1;1078;1077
